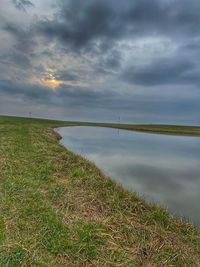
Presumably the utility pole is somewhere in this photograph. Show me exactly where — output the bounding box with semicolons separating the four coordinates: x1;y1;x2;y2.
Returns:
117;116;121;136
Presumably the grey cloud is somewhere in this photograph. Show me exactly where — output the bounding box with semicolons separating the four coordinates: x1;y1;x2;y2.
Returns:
0;80;51;103
125;0;200;36
1;79;200;116
3;23;36;53
103;49;122;70
8;51;31;68
12;0;34;12
122;58;198;86
0;79;115;108
56;71;78;82
94;49;122;76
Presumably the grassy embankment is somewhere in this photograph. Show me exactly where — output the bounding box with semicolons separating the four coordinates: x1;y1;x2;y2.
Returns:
1;115;200;266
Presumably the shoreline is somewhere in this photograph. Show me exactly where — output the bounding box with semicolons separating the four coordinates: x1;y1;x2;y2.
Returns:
54;126;197;227
2;114;200;137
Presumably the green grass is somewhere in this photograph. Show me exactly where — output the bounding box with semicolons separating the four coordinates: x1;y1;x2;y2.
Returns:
0;115;200;266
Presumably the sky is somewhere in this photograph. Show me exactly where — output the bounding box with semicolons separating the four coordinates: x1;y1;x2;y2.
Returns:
1;0;200;124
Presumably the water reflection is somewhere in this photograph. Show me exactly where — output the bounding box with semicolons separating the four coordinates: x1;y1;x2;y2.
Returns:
57;126;200;227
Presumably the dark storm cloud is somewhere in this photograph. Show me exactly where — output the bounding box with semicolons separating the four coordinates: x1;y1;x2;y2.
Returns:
26;0;200;89
122;58;199;86
4;0;200;82
125;0;200;36
36;0;116;49
36;0;200;50
3;0;200;62
12;0;34;12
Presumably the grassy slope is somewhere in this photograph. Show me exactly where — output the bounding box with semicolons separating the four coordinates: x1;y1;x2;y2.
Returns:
0;116;200;266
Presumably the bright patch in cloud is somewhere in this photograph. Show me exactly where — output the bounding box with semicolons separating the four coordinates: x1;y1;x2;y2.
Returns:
41;78;63;89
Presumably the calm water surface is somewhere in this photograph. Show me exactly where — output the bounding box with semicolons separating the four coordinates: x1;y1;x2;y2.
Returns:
57;126;200;227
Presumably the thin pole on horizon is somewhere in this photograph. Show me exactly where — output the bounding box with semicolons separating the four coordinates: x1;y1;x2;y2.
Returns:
117;116;121;136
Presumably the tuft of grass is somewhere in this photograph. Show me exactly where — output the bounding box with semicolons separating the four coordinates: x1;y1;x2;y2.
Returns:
152;209;171;229
71;168;86;178
0;115;200;266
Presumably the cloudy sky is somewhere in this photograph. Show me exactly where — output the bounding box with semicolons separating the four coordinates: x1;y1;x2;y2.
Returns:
1;0;200;123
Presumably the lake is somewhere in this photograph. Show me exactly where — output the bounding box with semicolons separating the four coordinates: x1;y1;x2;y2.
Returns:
56;126;200;227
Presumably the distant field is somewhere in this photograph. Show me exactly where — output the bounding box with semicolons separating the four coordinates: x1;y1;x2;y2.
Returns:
1;115;200;266
71;121;200;136
2;115;200;136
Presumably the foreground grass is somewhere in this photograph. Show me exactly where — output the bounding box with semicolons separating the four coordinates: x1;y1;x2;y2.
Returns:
0;116;200;266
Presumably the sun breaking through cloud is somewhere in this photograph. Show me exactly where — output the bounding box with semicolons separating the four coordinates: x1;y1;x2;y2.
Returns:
41;78;63;89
